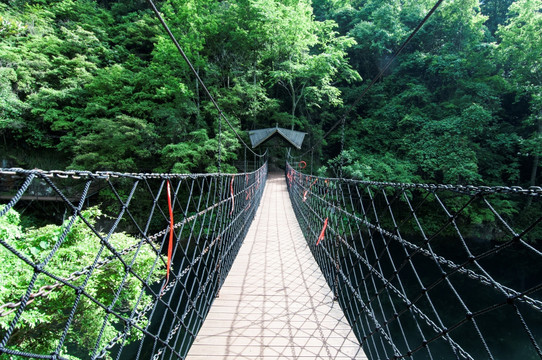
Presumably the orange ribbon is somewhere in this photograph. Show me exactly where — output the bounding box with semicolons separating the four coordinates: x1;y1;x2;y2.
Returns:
316;217;328;246
230;175;235;215
163;180;174;292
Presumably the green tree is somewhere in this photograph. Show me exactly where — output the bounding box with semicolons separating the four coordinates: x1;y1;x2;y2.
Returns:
0;66;27;146
267;1;360;124
320;0;516;185
70;115;157;171
0;205;163;358
158;128;239;173
498;0;542;187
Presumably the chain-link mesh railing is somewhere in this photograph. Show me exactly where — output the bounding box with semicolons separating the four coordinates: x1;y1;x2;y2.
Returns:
0;163;267;359
286;162;542;360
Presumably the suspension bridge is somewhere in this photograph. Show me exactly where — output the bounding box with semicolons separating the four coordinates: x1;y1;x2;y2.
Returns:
0;160;541;360
1;0;542;357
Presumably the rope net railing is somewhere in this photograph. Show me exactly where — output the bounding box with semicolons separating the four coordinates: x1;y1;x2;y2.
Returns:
286;162;542;360
0;162;267;359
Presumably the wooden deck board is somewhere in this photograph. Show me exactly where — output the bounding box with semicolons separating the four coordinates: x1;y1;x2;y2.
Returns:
187;173;366;360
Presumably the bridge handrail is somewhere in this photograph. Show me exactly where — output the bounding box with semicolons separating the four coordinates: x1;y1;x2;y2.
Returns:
286;162;542;360
287;170;542;196
0;167;262;179
0;162;268;359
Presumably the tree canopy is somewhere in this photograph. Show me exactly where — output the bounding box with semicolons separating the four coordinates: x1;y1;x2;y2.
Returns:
0;0;540;188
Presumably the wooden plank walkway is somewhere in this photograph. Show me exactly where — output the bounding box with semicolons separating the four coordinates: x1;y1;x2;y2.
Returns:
187;173;366;359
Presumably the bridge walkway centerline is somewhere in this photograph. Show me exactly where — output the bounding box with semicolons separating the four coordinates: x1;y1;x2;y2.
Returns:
187;173;366;359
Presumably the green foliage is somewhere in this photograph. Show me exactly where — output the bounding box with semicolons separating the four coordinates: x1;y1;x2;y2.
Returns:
0;0;540;189
267;1;360;121
70;115;156;171
497;0;542;184
497;0;542;91
0;14;27;38
0;205;162;359
1;0;361;173
311;0;541;189
333;149;421;183
159;128;235;173
0;207;22;241
0;67;27;135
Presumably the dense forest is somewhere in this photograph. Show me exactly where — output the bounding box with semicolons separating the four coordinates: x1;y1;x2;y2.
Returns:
1;1;541;358
0;0;541;186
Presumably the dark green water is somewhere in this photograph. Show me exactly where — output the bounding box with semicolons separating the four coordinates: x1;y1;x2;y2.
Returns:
338;235;542;360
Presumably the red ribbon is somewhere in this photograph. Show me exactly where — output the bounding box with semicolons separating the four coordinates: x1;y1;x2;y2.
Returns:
163;180;174;292
229;175;235;215
316;217;328;246
299;161;307;169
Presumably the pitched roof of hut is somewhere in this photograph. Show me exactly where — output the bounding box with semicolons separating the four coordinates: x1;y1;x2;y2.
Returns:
248;125;306;149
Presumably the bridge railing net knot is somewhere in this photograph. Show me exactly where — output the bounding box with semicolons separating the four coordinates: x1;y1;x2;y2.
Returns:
0;163;267;359
286;162;542;360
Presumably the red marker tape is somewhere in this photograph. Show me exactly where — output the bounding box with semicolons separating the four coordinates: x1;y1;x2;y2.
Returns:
230;175;235;215
316;217;328;246
163;180;174;292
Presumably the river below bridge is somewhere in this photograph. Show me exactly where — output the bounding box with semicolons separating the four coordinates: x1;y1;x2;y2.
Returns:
338;233;542;360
